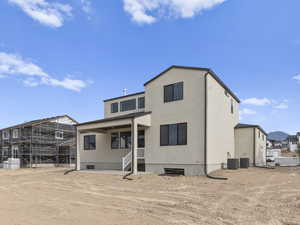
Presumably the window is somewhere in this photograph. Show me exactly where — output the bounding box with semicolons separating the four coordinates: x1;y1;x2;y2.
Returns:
120;131;131;149
164;82;184;103
138;130;145;148
111;102;118;113
258;131;261;138
225;91;229;97
12;129;19;139
55;131;64;139
120;99;136;112
2;131;9;140
111;130;145;149
111;133;119;149
84;135;96;150
231;99;234;114
138;97;145;109
160;123;187;146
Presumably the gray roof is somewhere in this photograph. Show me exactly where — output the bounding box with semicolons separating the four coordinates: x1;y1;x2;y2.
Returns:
103;91;145;102
0;115;78;131
76;111;152;127
235;123;267;136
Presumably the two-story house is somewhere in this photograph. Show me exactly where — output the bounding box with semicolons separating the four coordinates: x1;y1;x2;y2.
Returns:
76;65;248;176
0;115;77;168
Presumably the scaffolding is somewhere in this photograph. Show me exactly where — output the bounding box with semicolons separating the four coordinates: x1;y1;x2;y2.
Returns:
0;115;77;168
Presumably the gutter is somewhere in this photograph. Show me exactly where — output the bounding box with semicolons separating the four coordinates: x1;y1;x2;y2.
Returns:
204;72;228;180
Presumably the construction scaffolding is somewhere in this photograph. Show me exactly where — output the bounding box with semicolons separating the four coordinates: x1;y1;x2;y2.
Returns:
0;115;77;168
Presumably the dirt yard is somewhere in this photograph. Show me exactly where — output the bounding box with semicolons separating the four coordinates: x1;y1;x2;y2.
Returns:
0;167;300;225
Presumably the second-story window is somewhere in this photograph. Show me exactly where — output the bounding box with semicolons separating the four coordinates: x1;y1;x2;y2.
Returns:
164;82;184;103
120;99;136;112
111;102;119;113
12;129;19;139
138;97;145;109
231;99;234;114
55;131;64;140
2;131;9;140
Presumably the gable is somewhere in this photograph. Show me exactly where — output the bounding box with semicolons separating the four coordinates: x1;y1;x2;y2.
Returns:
144;65;240;103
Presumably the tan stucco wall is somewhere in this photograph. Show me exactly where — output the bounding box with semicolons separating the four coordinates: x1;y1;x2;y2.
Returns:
104;93;145;118
255;128;267;166
206;74;239;173
78;129;130;165
234;127;266;166
144;67;206;171
234;128;254;162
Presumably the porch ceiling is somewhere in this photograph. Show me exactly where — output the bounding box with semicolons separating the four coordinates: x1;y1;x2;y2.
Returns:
77;112;151;133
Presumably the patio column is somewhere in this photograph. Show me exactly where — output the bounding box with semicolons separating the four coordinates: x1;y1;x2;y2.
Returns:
132;119;138;175
76;130;81;171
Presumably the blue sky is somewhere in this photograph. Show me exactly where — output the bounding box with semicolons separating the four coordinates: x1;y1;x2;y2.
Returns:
0;0;299;134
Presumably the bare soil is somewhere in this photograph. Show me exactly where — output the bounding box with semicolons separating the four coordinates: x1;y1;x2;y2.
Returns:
0;167;300;225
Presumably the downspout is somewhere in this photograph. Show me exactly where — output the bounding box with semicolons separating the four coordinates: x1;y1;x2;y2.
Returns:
253;128;256;167
204;72;228;180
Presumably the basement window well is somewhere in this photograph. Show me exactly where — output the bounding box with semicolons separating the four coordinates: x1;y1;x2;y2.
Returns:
164;168;185;176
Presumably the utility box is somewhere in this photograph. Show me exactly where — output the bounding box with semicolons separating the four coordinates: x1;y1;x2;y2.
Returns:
240;158;250;168
227;158;239;170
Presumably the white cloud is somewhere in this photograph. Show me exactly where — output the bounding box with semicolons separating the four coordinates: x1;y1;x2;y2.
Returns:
240;108;257;116
0;52;88;91
273;102;288;110
123;0;226;24
8;0;72;27
81;0;92;14
293;74;300;82
242;98;272;106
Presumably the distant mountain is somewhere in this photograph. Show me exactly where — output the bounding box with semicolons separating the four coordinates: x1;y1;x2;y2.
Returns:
268;131;290;141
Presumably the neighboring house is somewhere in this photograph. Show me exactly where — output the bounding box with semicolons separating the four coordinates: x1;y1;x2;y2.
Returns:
267;148;281;158
76;65;264;176
281;139;289;151
287;135;298;152
0;115;77;168
234;124;267;166
267;140;273;149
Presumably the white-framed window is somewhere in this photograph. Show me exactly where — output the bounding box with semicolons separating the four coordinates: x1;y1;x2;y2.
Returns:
55;131;64;140
2;131;9;140
12;129;19;139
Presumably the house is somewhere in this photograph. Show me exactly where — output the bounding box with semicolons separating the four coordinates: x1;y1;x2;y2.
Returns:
287;135;298;152
0;115;77;168
234;124;267;166
76;65;265;176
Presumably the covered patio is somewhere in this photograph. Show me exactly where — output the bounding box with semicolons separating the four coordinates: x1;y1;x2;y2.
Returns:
76;112;151;174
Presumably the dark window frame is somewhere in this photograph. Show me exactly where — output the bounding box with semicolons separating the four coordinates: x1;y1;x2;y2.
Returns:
111;102;119;113
138;97;145;109
111;132;119;149
164;82;184;103
111;130;145;149
120;99;136;112
120;131;131;149
84;135;96;150
160;123;187;146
